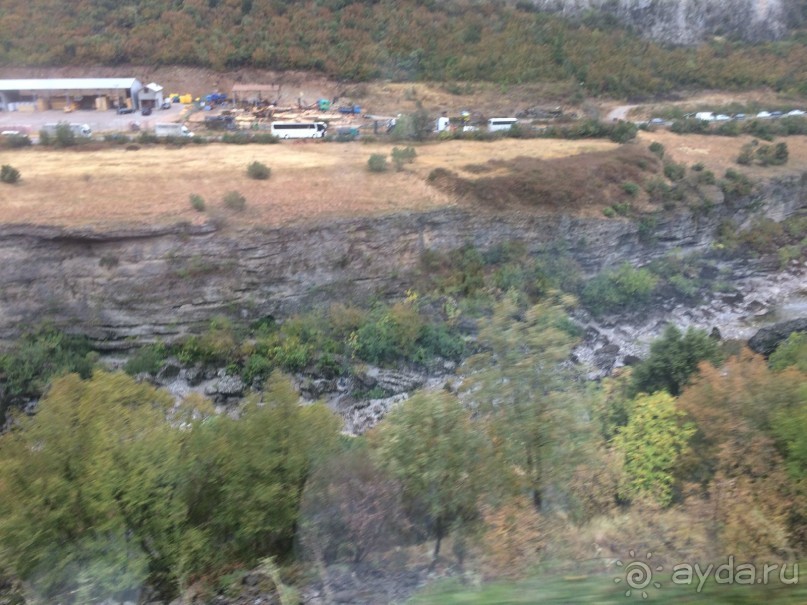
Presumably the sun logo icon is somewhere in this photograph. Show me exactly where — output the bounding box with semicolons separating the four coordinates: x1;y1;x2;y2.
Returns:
614;550;663;598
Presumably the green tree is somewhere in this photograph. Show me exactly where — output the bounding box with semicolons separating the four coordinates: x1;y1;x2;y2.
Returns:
410;102;433;142
769;332;807;373
0;370;341;601
175;372;340;582
613;391;694;506
0;372;182;603
372;390;492;569
462;294;592;511
631;325;722;396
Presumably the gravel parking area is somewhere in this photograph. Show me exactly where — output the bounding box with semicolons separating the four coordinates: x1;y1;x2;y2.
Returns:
0;104;187;136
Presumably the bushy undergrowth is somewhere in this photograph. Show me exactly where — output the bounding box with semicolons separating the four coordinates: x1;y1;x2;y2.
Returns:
0;326;95;420
670;115;807;139
123;342;167;376
717;215;807;265
170;296;466;386
221;132;278;144
581;263;659;316
2;227;806;603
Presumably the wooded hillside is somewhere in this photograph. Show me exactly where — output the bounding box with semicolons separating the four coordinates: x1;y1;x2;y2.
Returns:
2;0;807;97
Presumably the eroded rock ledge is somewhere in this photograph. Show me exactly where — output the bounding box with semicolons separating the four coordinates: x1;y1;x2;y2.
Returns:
0;174;804;349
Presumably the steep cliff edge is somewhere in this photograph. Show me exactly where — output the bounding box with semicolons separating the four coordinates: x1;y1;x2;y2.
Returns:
0;174;804;350
530;0;788;43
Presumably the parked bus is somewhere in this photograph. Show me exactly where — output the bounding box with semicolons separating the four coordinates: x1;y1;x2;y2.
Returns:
487;117;518;132
270;121;327;139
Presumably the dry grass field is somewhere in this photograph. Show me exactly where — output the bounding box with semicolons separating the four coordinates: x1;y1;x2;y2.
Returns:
636;131;807;179
0;138;618;229
1;130;805;230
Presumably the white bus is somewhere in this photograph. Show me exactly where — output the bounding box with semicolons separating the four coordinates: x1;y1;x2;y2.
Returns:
487;117;518;132
270;121;327;139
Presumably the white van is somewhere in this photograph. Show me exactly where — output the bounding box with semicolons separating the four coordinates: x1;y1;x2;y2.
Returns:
154;123;193;138
487;117;518;132
42;123;92;138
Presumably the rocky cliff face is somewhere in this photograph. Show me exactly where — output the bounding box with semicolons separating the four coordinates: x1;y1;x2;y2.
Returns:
530;0;788;44
0;175;804;350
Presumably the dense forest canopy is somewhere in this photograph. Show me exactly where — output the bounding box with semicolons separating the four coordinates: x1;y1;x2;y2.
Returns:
3;0;807;96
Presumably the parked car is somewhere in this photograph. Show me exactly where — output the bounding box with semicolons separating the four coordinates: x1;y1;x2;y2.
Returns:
787;109;805;116
714;114;731;121
649;117;665;125
734;113;746;120
770;110;784;118
116;106;135;115
161;101;172;110
756;111;772;119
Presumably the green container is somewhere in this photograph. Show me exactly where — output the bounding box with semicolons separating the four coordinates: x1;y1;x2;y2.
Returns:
318;99;331;111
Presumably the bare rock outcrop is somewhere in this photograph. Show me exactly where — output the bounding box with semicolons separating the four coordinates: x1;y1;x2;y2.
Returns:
0;175;802;350
529;0;788;44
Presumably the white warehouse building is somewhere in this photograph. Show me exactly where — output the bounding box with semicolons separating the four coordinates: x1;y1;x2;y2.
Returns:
0;77;144;112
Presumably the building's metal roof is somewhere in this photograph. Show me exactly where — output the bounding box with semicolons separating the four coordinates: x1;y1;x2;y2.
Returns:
0;78;141;91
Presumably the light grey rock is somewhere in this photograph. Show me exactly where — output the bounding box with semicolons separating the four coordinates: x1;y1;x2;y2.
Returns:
217;374;245;397
155;357;181;384
528;0;787;44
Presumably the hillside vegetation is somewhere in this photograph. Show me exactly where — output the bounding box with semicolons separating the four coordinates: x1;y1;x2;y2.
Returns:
3;0;807;97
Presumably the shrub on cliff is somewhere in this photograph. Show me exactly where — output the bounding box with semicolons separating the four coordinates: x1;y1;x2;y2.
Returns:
663;162;686;181
223;191;247;212
648;141;665;158
189;193;206;212
581;263;659;316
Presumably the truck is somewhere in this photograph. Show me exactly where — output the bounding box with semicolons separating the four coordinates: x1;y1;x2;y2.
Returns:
154;123;194;138
41;122;92;138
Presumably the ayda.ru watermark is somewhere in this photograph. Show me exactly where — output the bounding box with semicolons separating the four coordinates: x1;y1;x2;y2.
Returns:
614;551;799;598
